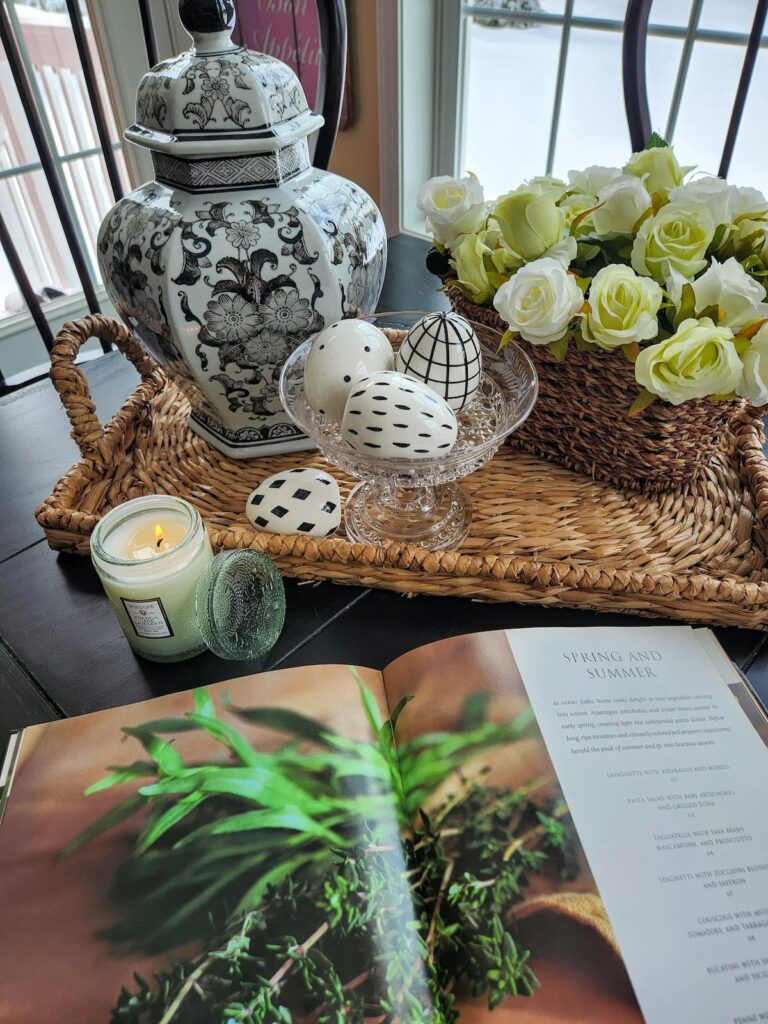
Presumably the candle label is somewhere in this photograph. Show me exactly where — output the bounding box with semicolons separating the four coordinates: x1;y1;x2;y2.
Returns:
121;598;174;639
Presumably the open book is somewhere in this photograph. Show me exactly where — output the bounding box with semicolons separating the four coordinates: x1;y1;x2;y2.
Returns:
0;626;767;1024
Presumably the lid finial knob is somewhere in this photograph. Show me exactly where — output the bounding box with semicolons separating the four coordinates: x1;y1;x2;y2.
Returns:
178;0;236;37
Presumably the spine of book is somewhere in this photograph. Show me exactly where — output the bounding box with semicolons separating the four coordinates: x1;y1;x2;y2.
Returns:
0;731;23;829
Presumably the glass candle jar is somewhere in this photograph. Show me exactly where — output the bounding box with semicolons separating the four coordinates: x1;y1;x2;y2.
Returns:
91;496;214;662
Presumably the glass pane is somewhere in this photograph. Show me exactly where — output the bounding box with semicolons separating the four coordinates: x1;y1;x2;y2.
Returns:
465;0;568;19
698;0;757;33
670;38;753;177
577;0;689;26
10;0;125;166
551;25;631;177
0;167;82;303
462;19;561;198
725;44;768;189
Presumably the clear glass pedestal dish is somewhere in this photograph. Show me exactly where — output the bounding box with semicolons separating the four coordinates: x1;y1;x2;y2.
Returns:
279;312;538;551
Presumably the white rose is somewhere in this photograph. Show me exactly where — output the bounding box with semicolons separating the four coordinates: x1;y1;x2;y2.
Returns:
559;192;599;237
417;172;486;247
669;178;768;226
738;322;768;406
493;257;584;346
591;175;652;237
568;165;622;195
631;202;715;282
623;147;693;199
582;265;662;349
666;258;768;332
526;175;570;200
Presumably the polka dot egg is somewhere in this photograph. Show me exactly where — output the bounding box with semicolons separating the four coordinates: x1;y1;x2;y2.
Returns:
341;370;458;460
395;311;482;412
304;319;394;421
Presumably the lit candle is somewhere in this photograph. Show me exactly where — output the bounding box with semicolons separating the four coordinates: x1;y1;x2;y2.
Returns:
90;496;214;662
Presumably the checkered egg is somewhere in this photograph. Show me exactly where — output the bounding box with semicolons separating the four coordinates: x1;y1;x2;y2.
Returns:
342;371;458;460
246;468;341;537
395;312;482;412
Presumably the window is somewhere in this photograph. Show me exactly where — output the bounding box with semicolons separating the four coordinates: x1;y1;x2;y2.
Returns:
399;0;768;232
0;0;136;386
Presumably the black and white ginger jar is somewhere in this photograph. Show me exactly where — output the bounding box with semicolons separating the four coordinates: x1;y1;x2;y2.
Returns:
98;0;387;459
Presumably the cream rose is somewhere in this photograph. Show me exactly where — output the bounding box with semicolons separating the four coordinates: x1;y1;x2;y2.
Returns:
582;265;662;349
631;202;715;282
669;178;768;227
634;317;742;404
491;187;566;264
624;147;691;199
450;231;496;304
738;322;768;406
559;192;599;238
493;257;583;346
526;175;570;200
666;258;768;332
568;165;621;196
417;172;486;247
591;175;652;237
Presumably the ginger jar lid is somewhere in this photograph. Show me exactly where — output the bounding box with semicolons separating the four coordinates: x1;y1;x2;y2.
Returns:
127;0;324;159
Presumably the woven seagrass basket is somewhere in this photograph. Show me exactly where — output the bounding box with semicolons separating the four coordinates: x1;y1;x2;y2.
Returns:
428;251;748;492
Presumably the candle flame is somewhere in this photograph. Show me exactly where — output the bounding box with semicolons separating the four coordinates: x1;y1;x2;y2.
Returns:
155;524;164;548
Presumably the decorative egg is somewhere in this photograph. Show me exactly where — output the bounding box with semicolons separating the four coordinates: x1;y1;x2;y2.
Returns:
395;311;482;412
246;468;341;537
304;319;394;420
341;371;458;460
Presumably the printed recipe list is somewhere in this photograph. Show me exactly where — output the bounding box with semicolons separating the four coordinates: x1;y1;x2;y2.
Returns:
507;626;768;1024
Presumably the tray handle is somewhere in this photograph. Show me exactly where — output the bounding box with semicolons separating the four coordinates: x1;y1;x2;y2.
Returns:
50;314;165;464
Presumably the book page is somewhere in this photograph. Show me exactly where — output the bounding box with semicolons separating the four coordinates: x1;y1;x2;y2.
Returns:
507;625;768;1024
384;630;643;1023
0;663;428;1023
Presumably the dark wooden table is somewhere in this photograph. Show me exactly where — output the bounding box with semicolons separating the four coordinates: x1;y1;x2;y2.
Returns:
1;234;767;742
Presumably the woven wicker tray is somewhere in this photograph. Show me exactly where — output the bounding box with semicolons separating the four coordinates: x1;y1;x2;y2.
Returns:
35;315;768;631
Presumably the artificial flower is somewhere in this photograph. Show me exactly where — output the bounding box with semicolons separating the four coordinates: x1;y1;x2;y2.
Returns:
567;165;622;196
591;175;652;237
493;257;583;346
634;317;741;404
624;146;692;199
582;264;662;349
666;258;768;332
417;172;486;247
450;231;496;303
491;187;566;263
738;322;768;406
631;202;715;282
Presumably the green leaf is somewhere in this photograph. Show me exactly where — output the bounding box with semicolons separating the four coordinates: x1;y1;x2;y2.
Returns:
194;688;216;719
673;282;696;329
350;669;383;734
184;713;261;767
123;729;184;777
84;761;156;795
644;131;670;149
548;335;570;362
198;766;324;809
230;705;336;746
498;329;515;352
384;695;414;739
60;794;145;857
174;808;343;849
698;303;720;323
136;791;207;854
628;388;658;417
622;342;640;364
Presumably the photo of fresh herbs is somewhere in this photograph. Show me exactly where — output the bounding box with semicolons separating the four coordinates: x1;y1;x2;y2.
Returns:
0;635;642;1022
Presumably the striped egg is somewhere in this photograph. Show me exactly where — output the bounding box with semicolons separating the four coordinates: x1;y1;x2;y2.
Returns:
395;311;482;412
341;370;458;460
